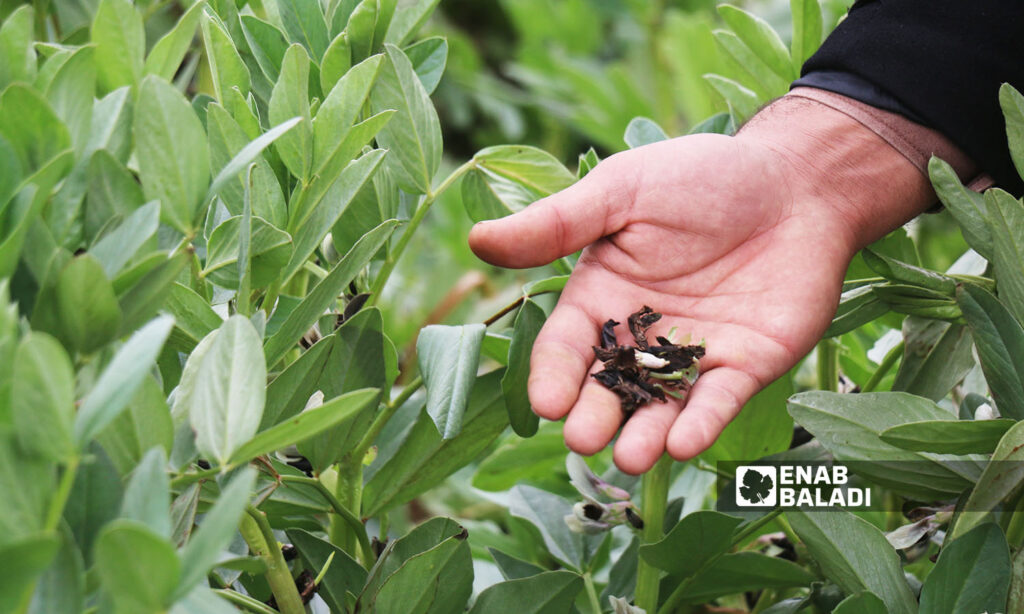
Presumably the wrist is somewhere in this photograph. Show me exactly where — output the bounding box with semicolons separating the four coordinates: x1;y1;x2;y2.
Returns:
736;95;935;255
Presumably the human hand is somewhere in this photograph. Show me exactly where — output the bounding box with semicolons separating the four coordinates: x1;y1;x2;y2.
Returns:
469;97;934;474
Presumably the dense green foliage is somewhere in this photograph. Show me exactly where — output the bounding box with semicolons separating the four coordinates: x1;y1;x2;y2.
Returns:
3;0;1024;613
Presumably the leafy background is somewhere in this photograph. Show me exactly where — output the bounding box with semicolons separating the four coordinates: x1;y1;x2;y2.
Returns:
3;0;1024;613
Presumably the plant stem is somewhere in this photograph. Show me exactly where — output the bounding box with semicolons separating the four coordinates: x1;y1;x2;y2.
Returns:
354;375;423;459
583;572;603;614
862;341;904;393
45;456;79;531
170;466;220;489
635;454;673;613
816;338;839;392
730;508;783;548
328;460;364;560
213;589;281;614
241;507;304;614
368;160;475;305
279;474;373;566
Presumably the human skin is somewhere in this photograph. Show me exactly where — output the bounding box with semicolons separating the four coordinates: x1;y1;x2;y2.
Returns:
468;96;937;475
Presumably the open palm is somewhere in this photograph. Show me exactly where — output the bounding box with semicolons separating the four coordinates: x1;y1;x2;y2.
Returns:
469;133;859;474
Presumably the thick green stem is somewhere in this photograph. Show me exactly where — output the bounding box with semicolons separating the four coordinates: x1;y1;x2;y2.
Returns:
635;455;673;613
241;508;304;614
328;461;364;558
816;338;839;392
862;341;904;393
279;474;373;567
368;161;475;305
583;572;603;614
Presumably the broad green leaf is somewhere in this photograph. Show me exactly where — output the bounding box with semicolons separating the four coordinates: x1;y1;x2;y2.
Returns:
832;592;887;614
405;36;447;94
417;323;486;439
187;316;267;465
164;283;222;352
90;201;160;278
320;32;351;93
313;54;383;171
55;254;122;354
92;0;144;92
95;376;174;475
121;448;171;538
873;283;961;321
863;249;957;296
203;215;292;289
135;76;211;234
115;252;189;335
85;150;144;241
28;526;84;614
703;74;760;121
0;533;60;613
0;153;73;279
920;523;1010;614
262;335;333;428
12;332;75;460
95;520;179;613
713;29;790;97
788;510;916;614
892;318;975;401
1001;83;1024;180
87;87;134;163
462;166;535;222
958;284;1024;420
372;0;398;52
277;0;330;60
474;144;575;197
0;84;70;172
201;11;251;102
489;548;546;580
472;425;568;491
469;571;583;614
789;0;822;67
508;485;583;570
345;0;377;61
268;44;313;180
0;135;22;210
881;419;1014;455
717;4;795;81
0;425;54;546
987;189;1024;322
363;369;509;516
952;420;1024;539
788;391;983;499
75;316;175;445
703;373;793;462
929;157;992;260
45;46;95;153
384;0;440;46
175;467;256;597
263;219;398;366
671;552;814;604
229;388;377;464
285;529;367;614
370;43;442;194
144;0;204;80
502;298;545;437
639;511;742;577
64;445;123;562
0;6;36;90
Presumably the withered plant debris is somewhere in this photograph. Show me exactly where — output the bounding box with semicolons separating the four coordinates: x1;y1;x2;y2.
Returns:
592;306;704;416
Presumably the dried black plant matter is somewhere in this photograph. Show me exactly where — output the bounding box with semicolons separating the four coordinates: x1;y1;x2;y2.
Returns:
592;306;705;416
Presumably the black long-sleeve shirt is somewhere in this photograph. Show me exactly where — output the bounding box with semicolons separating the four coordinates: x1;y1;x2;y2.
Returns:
793;0;1024;193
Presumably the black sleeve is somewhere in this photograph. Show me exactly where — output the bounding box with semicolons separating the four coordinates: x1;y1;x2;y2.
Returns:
797;0;1024;194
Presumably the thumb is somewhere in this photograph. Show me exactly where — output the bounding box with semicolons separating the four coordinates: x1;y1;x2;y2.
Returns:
467;155;636;268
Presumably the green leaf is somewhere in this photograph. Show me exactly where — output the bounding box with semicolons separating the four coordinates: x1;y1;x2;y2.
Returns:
502;298;545;437
717;4;795;81
952;420;1024;539
277;0;330;60
986;188;1024;323
313;54;383;172
787;510;916;614
469;571;583;614
928;157;992;260
417;323;486;439
55;254;123;354
713;29;790;97
229;388;377;464
263;218;398;366
863;249;957;296
787;391;983;499
28;526;84;614
703;74;761;121
508;485;583;570
832;592;887;614
85;150;143;241
176;468;256;597
75;316;175;446
121;447;171;538
284;529;368;614
384;0;440;46
201;11;251;102
95;376;174;475
670;552;814;604
703;373;793;462
240;15;290;84
0;426;54;545
0;153;73;278
95;520;180;613
262;335;333;428
881;419;1014;455
268;44;313;180
892;317;975;401
144;0;204;81
65;446;123;563
320;31;352;93
45;46;95;153
90;201;160;278
472;425;568;491
135;75;211;234
185;316;267;465
0;533;60;613
1000;83;1024;180
363;369;509;516
489;548;546;580
474;144;575;197
920;523;1010;614
0;6;36;90
405;36;447;94
91;0;144;93
789;0;822;68
370;43;442;194
0;84;70;172
344;0;377;61
12;333;75;461
203;215;292;289
958;283;1024;420
116;252;189;335
639;511;743;577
